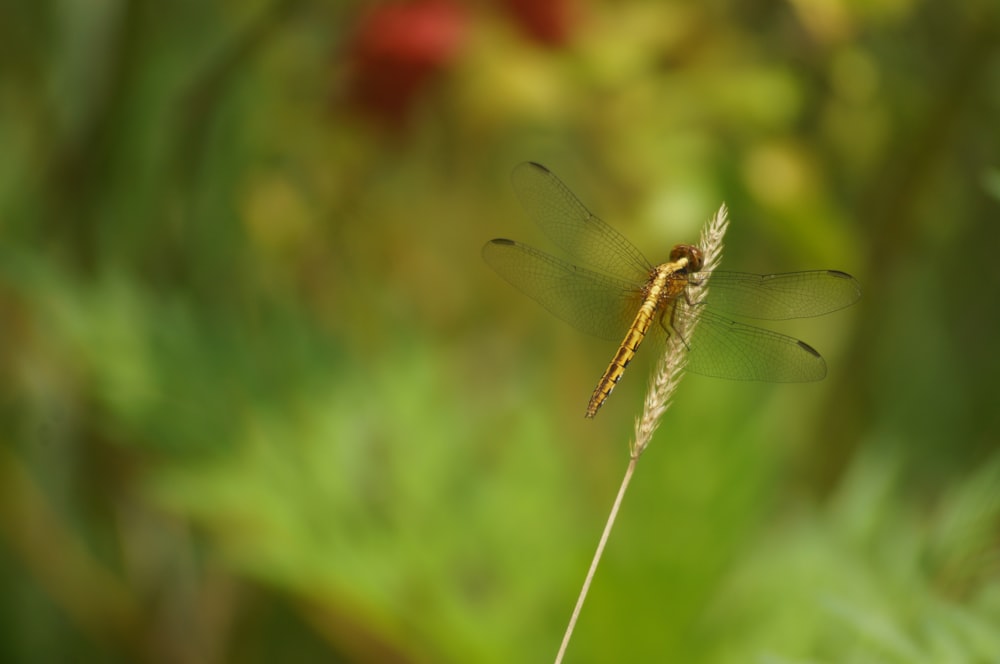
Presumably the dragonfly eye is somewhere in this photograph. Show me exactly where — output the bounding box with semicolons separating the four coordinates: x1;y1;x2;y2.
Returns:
670;244;704;272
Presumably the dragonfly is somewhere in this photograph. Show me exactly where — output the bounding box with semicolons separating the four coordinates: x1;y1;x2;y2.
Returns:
482;162;861;418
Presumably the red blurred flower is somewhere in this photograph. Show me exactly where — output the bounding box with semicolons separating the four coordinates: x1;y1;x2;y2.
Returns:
344;1;468;128
498;0;576;47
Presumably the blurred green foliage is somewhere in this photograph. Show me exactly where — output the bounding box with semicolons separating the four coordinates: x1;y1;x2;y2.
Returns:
1;0;999;662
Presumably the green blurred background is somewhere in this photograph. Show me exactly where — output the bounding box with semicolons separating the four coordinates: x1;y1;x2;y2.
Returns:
2;0;999;662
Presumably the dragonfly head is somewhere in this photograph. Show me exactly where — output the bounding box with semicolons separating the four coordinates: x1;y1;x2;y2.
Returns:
670;244;704;272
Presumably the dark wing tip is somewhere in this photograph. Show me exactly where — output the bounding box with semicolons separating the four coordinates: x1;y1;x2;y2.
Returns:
511;162;549;189
482;238;514;261
827;270;862;302
796;340;822;358
796;340;828;381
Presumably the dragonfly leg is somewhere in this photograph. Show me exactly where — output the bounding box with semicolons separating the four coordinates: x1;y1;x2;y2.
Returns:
658;307;693;352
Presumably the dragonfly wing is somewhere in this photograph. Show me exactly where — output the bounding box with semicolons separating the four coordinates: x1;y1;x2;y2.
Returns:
510;162;651;281
695;269;861;320
482;239;641;342
677;307;828;382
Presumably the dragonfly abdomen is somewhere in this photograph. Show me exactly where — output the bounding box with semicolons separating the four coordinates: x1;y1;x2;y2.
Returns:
586;307;656;418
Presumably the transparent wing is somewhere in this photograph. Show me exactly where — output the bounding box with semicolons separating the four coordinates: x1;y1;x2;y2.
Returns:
676;306;828;382
694;269;862;320
510;162;651;281
482;239;642;341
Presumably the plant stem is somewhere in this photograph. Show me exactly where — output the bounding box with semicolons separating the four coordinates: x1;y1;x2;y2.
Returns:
554;455;637;664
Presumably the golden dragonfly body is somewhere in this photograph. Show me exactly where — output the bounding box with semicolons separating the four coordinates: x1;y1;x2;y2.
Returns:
483;162;860;418
584;243;702;418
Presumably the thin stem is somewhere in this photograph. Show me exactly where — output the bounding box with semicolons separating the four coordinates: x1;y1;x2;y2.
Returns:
554;456;637;664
